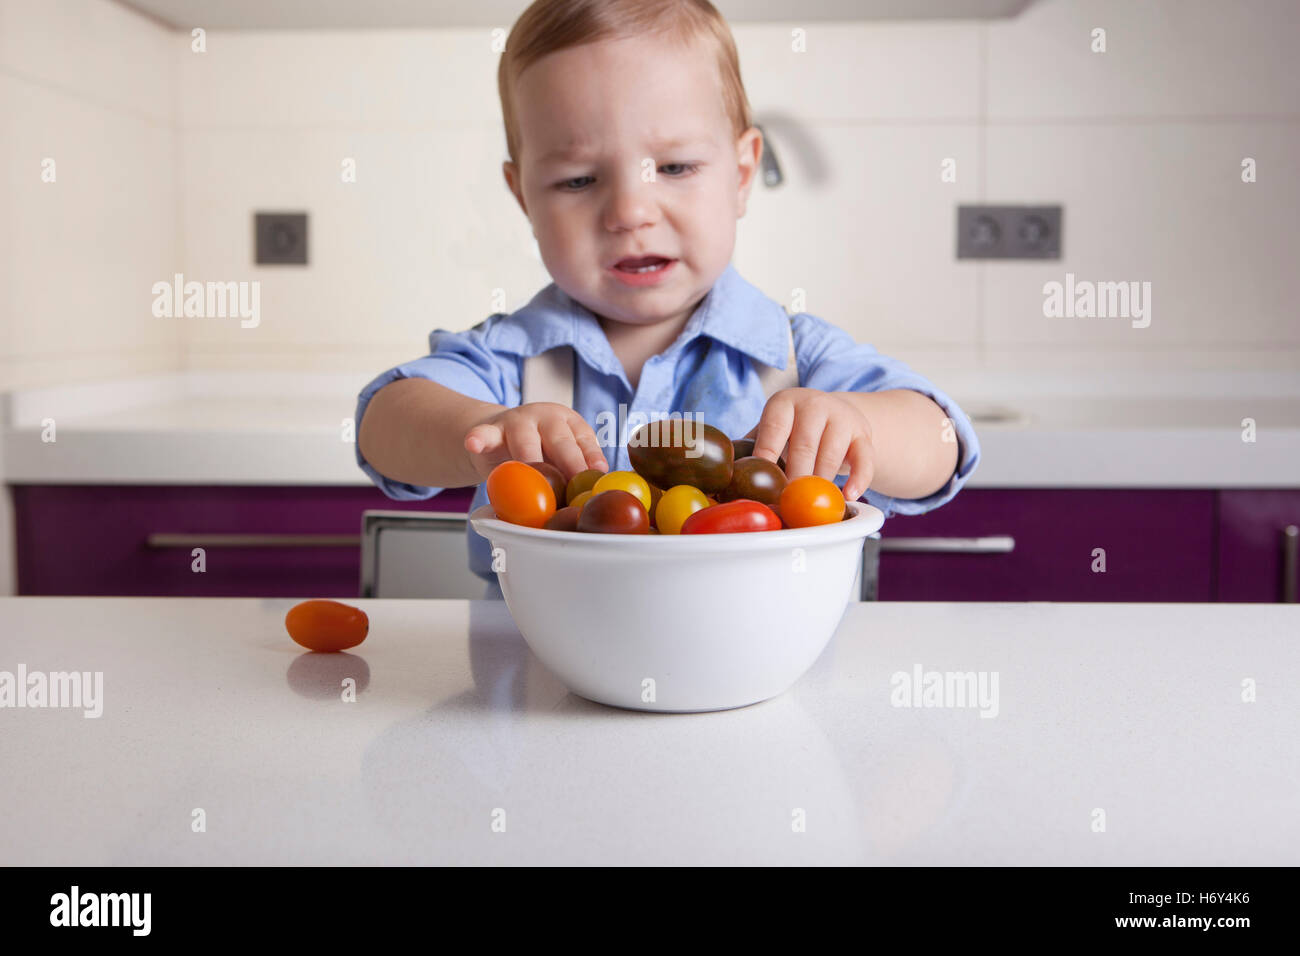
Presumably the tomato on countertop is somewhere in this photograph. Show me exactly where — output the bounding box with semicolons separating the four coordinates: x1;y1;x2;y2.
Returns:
285;599;368;652
680;499;782;535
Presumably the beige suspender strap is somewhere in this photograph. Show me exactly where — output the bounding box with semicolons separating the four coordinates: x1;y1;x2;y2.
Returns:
520;345;575;408
755;318;799;398
521;318;795;408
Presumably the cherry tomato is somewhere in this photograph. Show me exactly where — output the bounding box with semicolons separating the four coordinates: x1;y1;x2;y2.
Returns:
628;420;733;493
576;490;650;534
523;461;567;508
569;489;594;511
285;599;368;652
680;499;781;535
486;460;557;528
592;470;652;512
732;438;786;472
647;482;664;527
655;484;711;534
718;456;787;506
544;505;582;532
565;468;604;504
779;475;845;528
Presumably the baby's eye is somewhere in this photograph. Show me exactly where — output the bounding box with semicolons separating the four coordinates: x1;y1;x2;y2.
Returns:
558;175;595;191
660;163;700;176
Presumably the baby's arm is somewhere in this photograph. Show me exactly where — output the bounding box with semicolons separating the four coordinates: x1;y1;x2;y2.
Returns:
358;377;608;489
358;377;502;489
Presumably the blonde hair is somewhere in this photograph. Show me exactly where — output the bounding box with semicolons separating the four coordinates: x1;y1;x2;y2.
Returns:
497;0;753;166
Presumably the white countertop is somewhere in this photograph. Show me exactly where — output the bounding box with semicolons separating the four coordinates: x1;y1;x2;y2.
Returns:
2;370;1299;486
1;597;1296;865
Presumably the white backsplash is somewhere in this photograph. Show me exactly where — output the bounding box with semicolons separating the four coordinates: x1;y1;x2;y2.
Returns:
1;0;1298;392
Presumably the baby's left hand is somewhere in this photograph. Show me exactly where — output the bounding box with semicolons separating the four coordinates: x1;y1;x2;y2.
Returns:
745;388;875;502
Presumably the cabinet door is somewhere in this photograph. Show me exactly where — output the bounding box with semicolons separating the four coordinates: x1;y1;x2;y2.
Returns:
1217;490;1300;602
11;484;476;597
877;489;1215;602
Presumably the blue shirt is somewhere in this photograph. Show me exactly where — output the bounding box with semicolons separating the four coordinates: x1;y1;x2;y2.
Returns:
355;263;981;585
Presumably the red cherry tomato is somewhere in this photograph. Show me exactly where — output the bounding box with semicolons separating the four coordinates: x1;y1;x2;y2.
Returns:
679;499;781;534
285;599;369;652
779;475;845;528
487;460;557;528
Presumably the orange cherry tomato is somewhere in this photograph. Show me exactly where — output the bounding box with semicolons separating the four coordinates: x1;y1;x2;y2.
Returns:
779;475;845;528
569;489;594;511
285;599;369;652
487;460;557;527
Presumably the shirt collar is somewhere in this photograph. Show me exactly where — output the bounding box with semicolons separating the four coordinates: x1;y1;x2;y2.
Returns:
492;264;793;377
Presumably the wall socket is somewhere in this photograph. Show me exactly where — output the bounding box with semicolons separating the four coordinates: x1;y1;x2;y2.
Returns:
957;204;1062;259
255;212;309;265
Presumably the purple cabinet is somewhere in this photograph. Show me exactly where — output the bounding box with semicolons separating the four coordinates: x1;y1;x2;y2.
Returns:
877;489;1216;602
1216;490;1300;602
11;485;475;598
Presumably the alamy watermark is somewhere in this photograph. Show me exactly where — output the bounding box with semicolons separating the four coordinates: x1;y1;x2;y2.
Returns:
1042;272;1151;328
0;665;103;718
152;273;260;328
890;663;999;718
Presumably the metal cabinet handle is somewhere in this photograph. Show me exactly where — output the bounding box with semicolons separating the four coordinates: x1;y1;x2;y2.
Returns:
1283;525;1298;604
145;533;361;548
878;536;1015;554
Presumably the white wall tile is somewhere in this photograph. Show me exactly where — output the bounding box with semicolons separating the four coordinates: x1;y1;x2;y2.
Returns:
179;126;547;360
0;0;175;122
2;75;182;389
176;29;501;130
736;21;982;122
737;124;981;349
988;0;1300;119
982;122;1300;350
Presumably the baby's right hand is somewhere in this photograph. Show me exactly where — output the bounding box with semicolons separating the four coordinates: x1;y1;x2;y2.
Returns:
464;402;609;482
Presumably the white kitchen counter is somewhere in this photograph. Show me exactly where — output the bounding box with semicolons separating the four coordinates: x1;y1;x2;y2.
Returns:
1;597;1296;865
2;370;1299;486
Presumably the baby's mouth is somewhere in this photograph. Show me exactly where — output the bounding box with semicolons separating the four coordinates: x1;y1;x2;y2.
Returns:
612;256;675;274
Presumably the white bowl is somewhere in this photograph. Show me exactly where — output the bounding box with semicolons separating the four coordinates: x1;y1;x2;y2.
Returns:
469;500;885;712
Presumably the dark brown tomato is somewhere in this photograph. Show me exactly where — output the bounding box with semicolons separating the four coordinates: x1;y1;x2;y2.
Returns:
543;506;582;532
646;482;664;528
731;438;787;473
717;456;787;506
575;490;650;534
523;461;567;508
628;420;733;494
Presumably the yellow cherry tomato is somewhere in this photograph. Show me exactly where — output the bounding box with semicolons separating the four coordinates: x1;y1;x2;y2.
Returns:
592;470;652;512
565;468;604;504
654;484;711;535
569;489;594;511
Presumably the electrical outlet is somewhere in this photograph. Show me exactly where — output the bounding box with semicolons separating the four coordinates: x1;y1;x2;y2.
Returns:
255;212;308;265
957;205;1061;259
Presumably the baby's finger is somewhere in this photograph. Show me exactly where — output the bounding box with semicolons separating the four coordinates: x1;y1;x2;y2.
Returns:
842;434;876;502
813;422;852;482
503;417;544;465
752;397;795;465
569;418;610;473
540;421;589;479
465;423;504;456
782;409;828;480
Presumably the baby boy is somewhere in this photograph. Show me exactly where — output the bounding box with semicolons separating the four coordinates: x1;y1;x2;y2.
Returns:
355;0;981;590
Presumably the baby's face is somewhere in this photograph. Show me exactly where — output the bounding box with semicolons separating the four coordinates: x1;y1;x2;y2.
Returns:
504;34;761;330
